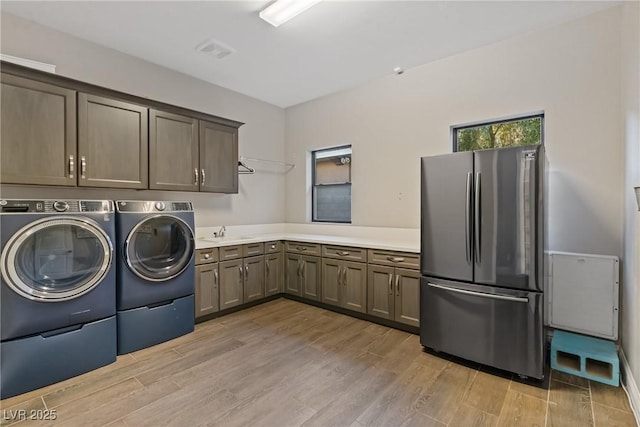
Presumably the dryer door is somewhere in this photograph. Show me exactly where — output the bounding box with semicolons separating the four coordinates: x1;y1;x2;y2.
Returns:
1;217;113;301
124;214;194;282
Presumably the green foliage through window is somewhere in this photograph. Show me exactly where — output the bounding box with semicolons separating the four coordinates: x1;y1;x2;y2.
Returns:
454;114;543;152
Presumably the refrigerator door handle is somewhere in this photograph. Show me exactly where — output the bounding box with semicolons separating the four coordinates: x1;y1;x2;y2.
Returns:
426;282;529;303
465;172;472;264
474;172;481;264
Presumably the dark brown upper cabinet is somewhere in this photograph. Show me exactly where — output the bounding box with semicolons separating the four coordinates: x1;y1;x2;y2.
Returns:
149;109;199;191
0;62;243;192
1;73;77;186
78;93;148;189
199;120;238;194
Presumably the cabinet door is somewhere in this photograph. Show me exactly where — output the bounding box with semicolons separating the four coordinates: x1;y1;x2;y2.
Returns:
343;261;367;313
149;109;198;191
199;120;238;193
301;255;321;301
244;256;265;302
78;93;148;189
321;258;341;307
195;263;219;318
1;74;76;186
265;252;283;296
367;265;395;320
395;268;420;327
219;259;244;310
284;254;301;296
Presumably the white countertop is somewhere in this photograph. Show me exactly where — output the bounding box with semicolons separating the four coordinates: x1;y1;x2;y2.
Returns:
194;224;420;253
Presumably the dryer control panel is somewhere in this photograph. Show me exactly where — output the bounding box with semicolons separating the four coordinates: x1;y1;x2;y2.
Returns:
116;201;193;213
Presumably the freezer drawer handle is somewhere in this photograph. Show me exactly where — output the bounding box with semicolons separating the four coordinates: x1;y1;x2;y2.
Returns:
426;282;529;303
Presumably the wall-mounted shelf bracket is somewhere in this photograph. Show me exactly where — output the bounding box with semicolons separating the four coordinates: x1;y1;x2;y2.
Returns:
238;156;295;174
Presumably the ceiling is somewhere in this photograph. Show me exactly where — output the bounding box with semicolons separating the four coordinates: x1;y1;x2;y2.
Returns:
1;1;619;108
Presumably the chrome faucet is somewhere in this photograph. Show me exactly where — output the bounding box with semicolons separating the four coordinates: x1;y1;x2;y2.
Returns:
214;225;226;238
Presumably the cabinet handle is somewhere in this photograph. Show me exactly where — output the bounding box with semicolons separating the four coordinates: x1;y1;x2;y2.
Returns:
301;262;306;278
342;267;348;286
239;266;243;281
297;260;303;276
68;155;75;178
214;269;218;284
388;274;393;294
201;169;206;185
80;156;87;179
194;168;199;185
337;266;343;286
395;275;400;296
270;244;276;250
266;259;270;275
297;246;307;252
245;265;249;280
203;253;210;260
337;251;350;256
387;256;405;263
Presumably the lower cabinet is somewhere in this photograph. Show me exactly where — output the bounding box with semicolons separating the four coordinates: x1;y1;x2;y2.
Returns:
265;252;284;296
195;248;220;319
243;256;265;302
195;263;219;318
195;241;419;332
321;259;367;313
219;244;266;310
367;265;420;327
285;253;321;301
219;259;244;310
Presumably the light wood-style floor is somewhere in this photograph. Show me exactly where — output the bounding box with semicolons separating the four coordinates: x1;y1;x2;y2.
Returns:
1;299;637;427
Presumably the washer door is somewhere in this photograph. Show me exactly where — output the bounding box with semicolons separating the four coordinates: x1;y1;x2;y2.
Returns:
1;217;113;302
124;215;194;282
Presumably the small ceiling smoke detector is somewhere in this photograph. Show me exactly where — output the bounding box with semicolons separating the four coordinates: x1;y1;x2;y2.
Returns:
393;67;404;75
195;38;236;59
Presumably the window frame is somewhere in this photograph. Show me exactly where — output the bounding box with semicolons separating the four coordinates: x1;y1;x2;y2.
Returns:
311;145;352;224
452;112;544;152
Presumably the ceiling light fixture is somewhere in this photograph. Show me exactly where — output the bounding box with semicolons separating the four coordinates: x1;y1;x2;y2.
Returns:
259;0;322;27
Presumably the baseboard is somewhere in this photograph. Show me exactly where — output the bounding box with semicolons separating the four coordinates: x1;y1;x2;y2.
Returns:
620;349;640;424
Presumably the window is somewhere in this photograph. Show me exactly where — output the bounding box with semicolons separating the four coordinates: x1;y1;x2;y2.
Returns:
312;146;351;223
453;113;543;152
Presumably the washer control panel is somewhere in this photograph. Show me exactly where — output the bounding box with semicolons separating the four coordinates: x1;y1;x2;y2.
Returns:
0;200;114;213
53;201;69;212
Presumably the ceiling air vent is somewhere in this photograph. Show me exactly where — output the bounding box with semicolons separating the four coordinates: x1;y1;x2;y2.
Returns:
195;38;236;59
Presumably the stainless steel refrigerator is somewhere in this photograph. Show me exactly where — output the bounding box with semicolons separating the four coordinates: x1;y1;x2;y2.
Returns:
420;145;545;379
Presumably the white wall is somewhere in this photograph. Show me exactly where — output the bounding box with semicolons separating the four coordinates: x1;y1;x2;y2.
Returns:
621;0;640;412
0;12;286;227
285;6;624;258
